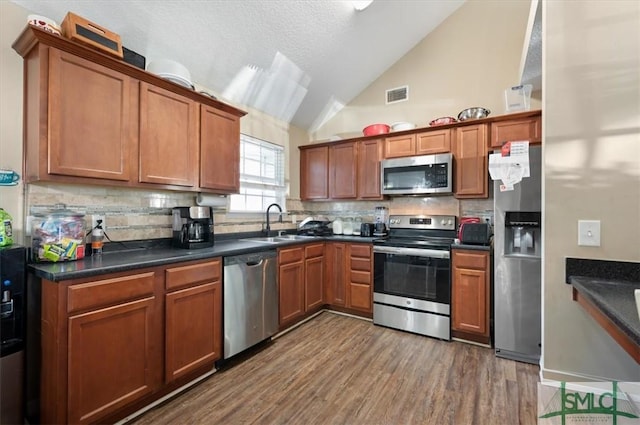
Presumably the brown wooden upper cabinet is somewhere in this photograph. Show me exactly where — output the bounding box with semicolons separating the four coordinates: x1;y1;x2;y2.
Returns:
490;114;541;148
453;124;488;198
13;26;245;193
357;138;383;200
300;139;383;201
300;145;329;200
199;105;241;193
139;82;199;187
329;142;358;199
383;129;451;158
32;48;137;183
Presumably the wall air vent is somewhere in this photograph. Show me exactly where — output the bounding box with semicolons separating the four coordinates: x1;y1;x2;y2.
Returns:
386;85;409;104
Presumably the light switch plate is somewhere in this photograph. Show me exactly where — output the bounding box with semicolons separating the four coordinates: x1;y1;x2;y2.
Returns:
578;220;600;246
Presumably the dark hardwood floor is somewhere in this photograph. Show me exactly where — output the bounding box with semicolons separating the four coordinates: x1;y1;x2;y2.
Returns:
132;312;539;425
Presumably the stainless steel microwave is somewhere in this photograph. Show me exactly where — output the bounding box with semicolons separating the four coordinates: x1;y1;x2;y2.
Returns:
380;153;453;195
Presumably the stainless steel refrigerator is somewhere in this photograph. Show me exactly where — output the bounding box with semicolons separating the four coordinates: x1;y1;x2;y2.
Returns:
493;144;542;364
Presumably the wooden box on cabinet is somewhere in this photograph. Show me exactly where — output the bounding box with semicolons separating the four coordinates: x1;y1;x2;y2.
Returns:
451;249;491;345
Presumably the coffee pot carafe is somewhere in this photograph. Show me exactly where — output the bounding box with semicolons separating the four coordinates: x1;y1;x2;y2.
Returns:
172;206;214;249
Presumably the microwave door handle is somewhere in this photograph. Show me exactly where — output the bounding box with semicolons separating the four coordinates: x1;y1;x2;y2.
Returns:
373;246;450;259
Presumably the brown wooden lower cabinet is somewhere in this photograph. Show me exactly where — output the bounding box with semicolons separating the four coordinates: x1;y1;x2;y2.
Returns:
278;243;325;328
325;242;373;316
164;259;222;383
451;249;491;345
39;257;222;425
347;244;373;314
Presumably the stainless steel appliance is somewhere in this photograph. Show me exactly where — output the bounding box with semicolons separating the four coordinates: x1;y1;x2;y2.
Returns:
172;206;214;249
380;153;452;196
223;250;278;359
494;144;542;364
373;215;457;340
1;245;26;425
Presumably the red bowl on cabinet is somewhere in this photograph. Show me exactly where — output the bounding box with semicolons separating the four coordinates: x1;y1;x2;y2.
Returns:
362;123;390;136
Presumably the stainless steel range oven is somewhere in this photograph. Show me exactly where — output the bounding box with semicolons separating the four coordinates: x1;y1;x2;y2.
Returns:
373;214;456;340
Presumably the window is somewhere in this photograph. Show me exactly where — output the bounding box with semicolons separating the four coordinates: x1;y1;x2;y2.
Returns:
229;134;286;212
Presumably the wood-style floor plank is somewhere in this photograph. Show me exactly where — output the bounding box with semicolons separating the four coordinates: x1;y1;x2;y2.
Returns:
132;312;539;425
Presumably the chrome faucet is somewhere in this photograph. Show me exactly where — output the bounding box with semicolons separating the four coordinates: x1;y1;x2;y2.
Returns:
265;203;283;236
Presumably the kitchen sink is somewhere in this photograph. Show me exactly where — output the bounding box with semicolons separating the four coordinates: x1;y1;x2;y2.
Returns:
241;235;318;244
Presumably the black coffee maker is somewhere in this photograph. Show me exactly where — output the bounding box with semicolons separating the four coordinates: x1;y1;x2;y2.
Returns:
172;207;214;249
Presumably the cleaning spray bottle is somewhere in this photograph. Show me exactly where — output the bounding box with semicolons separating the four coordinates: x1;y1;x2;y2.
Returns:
91;219;104;255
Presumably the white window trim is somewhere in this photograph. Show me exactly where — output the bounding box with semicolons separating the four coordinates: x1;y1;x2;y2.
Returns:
228;134;286;213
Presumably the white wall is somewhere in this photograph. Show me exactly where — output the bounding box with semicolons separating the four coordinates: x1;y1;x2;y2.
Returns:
312;0;536;141
0;1;28;241
543;0;640;381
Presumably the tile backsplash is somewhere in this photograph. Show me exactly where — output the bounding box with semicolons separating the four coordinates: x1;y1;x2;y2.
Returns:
26;183;494;243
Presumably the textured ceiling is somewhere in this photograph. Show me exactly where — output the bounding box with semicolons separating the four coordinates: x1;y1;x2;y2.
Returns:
11;0;465;130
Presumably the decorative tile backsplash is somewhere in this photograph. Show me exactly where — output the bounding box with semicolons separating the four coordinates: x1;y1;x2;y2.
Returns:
26;183;494;242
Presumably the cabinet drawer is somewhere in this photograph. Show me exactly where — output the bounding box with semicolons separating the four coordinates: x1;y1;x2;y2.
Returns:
305;243;324;259
350;257;371;272
349;244;371;258
490;117;541;148
165;259;221;291
453;251;488;270
279;247;304;265
350;270;371;285
67;272;156;314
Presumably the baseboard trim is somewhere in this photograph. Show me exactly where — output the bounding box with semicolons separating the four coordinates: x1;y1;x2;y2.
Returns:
541;367;620;382
116;368;216;424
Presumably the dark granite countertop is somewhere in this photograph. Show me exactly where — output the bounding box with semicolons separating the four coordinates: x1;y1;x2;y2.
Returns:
29;235;378;282
569;276;640;346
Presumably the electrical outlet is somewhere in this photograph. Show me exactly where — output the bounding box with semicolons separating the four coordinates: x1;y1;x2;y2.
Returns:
291;214;297;224
578;220;600;246
92;214;106;231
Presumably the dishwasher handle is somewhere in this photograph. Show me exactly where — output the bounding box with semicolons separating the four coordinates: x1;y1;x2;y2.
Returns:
224;250;277;267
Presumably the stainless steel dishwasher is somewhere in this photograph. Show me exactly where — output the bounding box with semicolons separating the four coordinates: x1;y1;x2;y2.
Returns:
223;250;278;359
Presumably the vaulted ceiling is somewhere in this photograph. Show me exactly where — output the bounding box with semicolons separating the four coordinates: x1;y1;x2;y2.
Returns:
12;0;466;130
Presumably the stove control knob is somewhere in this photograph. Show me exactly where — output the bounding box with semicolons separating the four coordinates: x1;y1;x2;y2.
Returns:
447;219;453;226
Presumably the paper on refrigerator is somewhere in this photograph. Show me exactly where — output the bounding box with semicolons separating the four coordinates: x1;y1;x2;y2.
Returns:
489;141;530;191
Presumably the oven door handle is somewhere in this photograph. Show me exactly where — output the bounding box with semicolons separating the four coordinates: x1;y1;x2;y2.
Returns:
373;246;450;259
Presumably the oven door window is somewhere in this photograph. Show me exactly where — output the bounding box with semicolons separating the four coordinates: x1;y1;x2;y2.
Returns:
374;253;450;304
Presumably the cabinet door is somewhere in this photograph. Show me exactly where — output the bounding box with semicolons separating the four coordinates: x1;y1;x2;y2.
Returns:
416;129;451;154
357;139;383;199
300;146;329;200
490;116;541;148
48;49;135;181
68;297;160;424
383;134;415;158
452;250;490;340
348;244;372;313
165;281;222;383
279;261;305;326
452;267;487;335
139;82;198;187
453;124;488;198
329;142;357;199
200;105;240;192
325;243;347;306
305;256;324;311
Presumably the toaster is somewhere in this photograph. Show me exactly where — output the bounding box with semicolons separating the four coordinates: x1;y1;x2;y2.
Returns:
459;222;492;245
